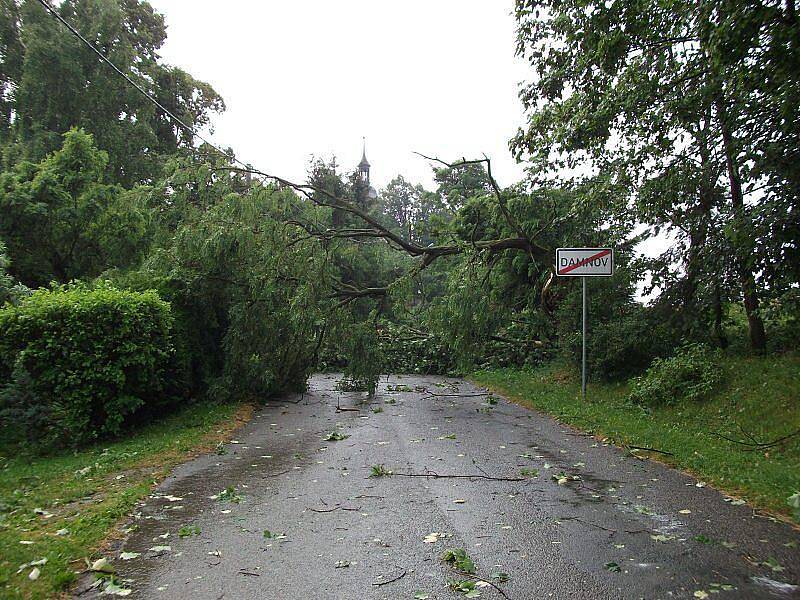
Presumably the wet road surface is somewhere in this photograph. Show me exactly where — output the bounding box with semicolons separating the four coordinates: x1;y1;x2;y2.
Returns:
79;374;800;599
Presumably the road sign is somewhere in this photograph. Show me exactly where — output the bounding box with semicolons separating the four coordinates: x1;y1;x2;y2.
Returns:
555;247;615;402
556;248;614;277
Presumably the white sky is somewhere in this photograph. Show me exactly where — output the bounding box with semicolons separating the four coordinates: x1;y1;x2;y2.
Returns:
147;0;530;191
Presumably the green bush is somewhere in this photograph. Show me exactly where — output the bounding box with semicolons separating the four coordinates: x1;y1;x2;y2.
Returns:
0;283;178;449
627;342;723;407
582;308;677;380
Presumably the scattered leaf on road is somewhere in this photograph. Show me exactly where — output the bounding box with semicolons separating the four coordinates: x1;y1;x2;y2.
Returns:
604;562;621;573
119;552;140;560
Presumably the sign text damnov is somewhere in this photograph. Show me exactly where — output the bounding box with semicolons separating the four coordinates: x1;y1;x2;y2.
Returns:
556;248;614;277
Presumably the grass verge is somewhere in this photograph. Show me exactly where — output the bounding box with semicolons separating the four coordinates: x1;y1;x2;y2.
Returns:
472;353;800;523
0;401;253;599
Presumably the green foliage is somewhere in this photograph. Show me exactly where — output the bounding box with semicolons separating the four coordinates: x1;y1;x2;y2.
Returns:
511;0;800;352
442;548;476;574
448;579;480;597
178;524;200;538
571;304;677;381
122;165;333;399
628;343;724;407
2;0;224;186
0;128;150;287
214;486;241;503
0;240;28;305
369;464;393;478
378;320;457;375
0;282;177;449
340;318;382;396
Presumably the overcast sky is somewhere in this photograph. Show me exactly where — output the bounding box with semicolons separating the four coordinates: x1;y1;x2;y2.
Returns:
147;0;529;190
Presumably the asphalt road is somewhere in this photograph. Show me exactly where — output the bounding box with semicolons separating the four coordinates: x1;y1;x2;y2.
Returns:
79;374;800;599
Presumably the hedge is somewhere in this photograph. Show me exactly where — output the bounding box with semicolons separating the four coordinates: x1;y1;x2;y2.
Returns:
0;283;178;449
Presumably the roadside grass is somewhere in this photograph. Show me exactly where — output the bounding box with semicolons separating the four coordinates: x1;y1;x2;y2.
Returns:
472;353;800;523
0;401;252;599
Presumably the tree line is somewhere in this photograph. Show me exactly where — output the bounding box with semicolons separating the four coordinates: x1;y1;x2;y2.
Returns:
0;0;797;415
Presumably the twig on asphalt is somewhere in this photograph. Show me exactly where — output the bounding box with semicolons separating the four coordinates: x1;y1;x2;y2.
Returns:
372;567;407;586
307;505;361;513
262;469;292;478
559;516;617;534
238;570;260;576
389;470;524;482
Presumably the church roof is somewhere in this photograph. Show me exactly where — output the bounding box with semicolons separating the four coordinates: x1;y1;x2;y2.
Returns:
358;139;370;169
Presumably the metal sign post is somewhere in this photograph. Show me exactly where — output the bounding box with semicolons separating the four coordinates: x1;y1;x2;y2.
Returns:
582;276;587;401
556;248;614;401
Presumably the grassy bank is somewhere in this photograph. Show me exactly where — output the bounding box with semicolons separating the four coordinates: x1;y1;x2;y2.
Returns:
0;401;252;599
473;353;800;523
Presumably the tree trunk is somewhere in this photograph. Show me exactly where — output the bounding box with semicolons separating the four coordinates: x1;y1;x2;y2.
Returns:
712;283;729;349
714;96;767;353
683;115;716;338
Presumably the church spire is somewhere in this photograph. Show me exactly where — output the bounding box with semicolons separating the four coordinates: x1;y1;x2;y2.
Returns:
357;137;377;202
358;136;370;183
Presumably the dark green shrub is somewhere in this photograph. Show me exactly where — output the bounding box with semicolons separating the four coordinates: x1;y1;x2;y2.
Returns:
627;342;723;407
0;283;177;449
582;308;677;380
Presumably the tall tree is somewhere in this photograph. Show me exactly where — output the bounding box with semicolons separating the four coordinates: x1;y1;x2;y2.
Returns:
378;176;423;242
2;0;224;186
510;0;799;351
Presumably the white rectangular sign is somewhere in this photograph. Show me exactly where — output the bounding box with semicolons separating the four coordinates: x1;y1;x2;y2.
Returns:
556;248;614;277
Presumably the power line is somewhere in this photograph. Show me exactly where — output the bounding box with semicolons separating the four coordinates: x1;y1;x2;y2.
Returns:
35;0;247;169
33;1;386;231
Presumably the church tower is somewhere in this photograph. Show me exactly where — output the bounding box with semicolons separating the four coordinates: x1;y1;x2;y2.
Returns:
358;138;378;202
358;137;370;184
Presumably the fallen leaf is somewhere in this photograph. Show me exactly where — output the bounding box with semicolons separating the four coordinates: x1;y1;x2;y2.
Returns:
103;581;133;596
604;562;621;573
119;552;140;561
762;557;785;573
89;558;115;573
